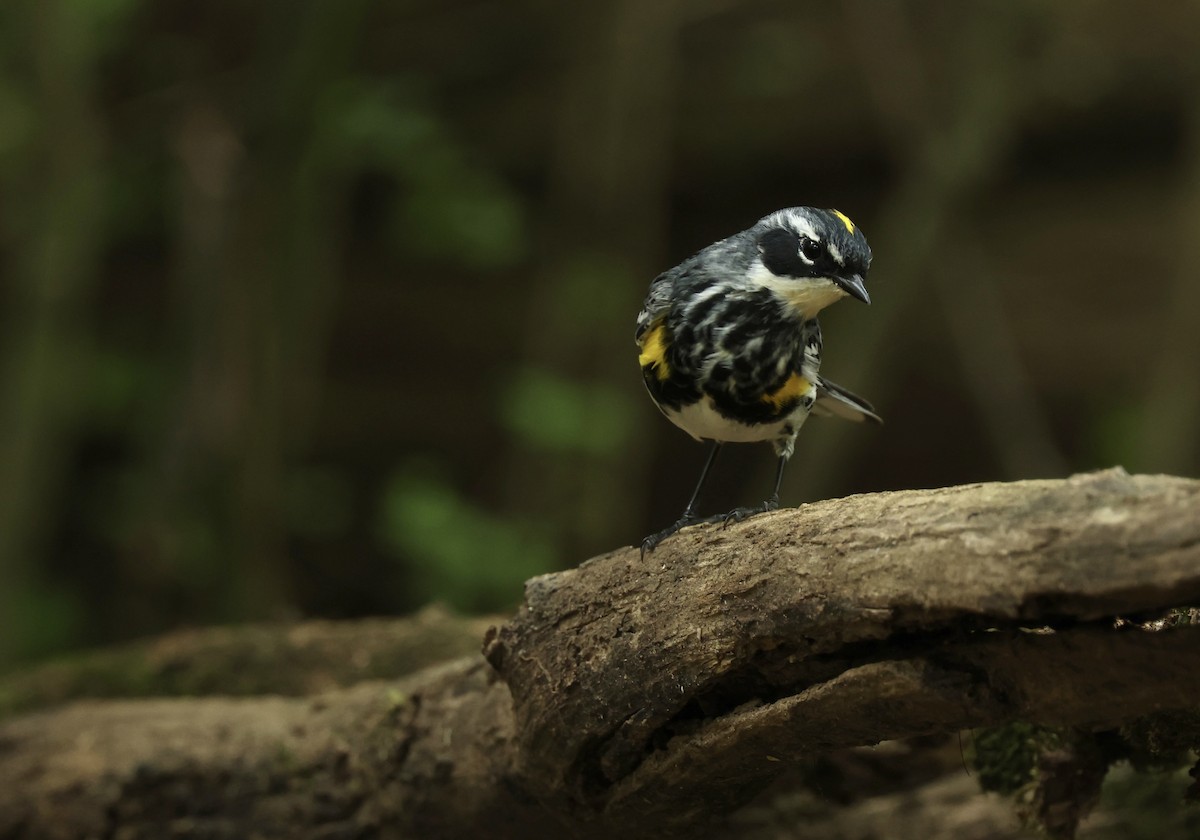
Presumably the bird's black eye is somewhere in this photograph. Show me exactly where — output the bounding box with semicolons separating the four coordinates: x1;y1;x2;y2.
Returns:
799;238;823;261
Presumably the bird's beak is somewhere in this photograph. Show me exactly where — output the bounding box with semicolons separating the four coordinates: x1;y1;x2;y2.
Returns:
835;273;870;304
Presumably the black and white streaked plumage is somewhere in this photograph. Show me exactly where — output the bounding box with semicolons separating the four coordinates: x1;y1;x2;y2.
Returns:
636;206;879;554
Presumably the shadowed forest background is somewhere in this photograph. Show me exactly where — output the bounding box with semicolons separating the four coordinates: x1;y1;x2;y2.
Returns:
1;0;1199;680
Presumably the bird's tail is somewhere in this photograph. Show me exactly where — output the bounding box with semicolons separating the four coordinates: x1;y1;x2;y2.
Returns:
812;378;882;424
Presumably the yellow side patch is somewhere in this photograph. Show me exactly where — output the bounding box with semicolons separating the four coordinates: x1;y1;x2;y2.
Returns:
638;323;671;381
761;373;812;410
831;209;855;234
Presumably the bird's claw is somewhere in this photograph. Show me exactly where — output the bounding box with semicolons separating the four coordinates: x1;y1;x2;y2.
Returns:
641;496;780;557
720;498;780;528
640;514;698;558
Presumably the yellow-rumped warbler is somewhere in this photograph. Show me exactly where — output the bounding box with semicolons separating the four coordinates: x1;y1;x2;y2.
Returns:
637;207;879;554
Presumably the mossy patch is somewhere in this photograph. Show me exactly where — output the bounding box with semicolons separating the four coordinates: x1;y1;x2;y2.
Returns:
971;724;1109;839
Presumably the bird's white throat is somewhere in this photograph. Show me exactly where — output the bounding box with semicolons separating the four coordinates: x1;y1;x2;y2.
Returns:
747;262;847;318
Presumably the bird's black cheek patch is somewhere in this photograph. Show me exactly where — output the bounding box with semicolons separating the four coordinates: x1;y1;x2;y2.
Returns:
758;228;804;277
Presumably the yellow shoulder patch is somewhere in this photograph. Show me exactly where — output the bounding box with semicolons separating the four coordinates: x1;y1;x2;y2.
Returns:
761;372;812;410
638;323;671;381
831;209;855;234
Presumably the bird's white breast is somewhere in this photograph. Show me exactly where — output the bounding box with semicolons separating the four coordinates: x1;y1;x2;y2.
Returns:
662;395;812;445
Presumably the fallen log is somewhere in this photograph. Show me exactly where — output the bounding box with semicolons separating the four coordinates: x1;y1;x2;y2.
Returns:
2;469;1198;838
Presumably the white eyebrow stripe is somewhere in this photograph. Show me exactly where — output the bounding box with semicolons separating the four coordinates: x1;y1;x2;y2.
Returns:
764;209;818;241
826;241;844;265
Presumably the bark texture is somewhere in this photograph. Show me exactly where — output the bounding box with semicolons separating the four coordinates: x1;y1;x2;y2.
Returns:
0;605;496;719
2;469;1199;839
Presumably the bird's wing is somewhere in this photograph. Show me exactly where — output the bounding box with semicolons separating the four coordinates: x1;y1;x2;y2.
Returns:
812;377;882;424
636;234;750;345
635;267;678;345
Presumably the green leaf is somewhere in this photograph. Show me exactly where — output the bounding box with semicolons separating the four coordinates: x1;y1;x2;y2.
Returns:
377;465;554;611
498;368;635;455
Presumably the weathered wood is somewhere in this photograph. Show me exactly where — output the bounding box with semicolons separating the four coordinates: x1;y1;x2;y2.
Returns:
484;469;1200;830
0;605;496;720
1;470;1198;839
0;659;550;840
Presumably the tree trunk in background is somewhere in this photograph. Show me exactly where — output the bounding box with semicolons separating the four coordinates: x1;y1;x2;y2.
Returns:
501;0;683;557
1137;73;1200;472
0;0;106;669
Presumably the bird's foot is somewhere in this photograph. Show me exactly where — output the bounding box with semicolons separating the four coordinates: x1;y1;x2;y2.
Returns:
640;513;701;558
641;497;782;556
719;497;780;528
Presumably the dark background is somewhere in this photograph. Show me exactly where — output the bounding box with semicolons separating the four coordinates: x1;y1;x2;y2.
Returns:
2;0;1198;671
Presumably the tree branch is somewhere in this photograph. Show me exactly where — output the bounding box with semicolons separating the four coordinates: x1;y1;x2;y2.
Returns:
485;469;1200;833
2;470;1199;838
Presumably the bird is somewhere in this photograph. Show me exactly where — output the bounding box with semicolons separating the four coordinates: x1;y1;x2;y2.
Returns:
636;206;879;555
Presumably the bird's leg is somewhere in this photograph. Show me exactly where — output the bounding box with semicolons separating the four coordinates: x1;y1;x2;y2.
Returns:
641;441;722;556
720;454;788;527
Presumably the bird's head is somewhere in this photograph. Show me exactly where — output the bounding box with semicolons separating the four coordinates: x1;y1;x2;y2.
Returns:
748;207;873;317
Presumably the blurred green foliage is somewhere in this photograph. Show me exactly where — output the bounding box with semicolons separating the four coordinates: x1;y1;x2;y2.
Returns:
1;0;1199;677
332;81;527;268
972;708;1200;838
500;368;636;456
378;463;552;612
1095;766;1200;840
